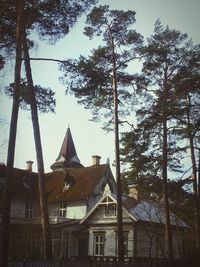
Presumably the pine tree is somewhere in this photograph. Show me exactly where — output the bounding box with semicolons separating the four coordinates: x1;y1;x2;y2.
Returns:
122;20;198;260
0;0;97;265
60;5;143;260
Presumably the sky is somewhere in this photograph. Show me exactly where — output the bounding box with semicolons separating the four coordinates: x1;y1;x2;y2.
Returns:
0;0;200;175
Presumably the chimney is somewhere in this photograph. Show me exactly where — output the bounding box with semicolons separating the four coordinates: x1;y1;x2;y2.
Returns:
26;161;33;173
92;155;101;166
128;184;138;200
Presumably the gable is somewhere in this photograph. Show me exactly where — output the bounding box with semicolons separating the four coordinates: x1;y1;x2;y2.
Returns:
80;193;137;224
92;169;116;197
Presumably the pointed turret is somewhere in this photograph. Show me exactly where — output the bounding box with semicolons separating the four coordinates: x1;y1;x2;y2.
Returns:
50;127;83;171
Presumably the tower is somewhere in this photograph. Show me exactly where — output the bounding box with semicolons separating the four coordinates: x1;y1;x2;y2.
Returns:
50;127;83;171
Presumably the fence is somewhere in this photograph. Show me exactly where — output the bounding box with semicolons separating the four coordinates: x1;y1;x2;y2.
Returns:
8;257;200;267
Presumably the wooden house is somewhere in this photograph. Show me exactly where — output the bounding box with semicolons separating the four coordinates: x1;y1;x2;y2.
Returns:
0;127;187;260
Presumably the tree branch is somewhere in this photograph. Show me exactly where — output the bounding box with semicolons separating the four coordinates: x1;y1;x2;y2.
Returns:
28;57;77;69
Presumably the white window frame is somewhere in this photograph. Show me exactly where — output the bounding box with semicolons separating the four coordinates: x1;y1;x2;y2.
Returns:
101;196;116;216
59;202;67;218
105;203;116;216
93;233;105;256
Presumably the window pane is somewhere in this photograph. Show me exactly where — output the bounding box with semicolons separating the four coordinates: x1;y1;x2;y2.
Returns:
94;234;104;256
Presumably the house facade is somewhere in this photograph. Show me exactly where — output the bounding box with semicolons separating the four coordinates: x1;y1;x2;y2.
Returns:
81;192;186;259
0;127;187;260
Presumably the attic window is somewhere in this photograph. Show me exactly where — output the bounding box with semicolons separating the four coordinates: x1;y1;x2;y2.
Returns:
105;204;116;216
64;172;75;190
101;196;115;205
101;196;116;216
64;180;69;189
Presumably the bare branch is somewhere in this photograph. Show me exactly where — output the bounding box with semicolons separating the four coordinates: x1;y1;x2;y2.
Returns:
28;57;77;69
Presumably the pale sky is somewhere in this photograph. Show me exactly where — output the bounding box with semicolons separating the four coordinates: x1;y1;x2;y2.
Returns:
0;0;200;175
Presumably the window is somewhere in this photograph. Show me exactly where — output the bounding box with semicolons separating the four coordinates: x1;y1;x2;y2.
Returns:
116;232;128;257
62;231;70;258
101;196;116;216
59;202;67;218
105;204;116;216
123;233;128;257
51;231;61;259
94;233;105;256
156;233;165;258
63;172;75;191
25;202;33;219
64;180;69;189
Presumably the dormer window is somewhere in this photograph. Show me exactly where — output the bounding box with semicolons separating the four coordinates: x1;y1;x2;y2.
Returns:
64;180;69;189
63;172;75;191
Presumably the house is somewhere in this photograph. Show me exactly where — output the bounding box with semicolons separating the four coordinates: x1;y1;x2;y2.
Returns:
80;190;187;259
0;127;187;260
0;127;117;259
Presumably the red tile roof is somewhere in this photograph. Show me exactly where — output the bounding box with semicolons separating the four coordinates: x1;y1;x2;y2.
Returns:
0;164;39;199
1;164;109;202
46;164;108;202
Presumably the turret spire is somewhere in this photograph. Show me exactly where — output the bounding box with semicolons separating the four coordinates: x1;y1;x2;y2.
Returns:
50;127;83;171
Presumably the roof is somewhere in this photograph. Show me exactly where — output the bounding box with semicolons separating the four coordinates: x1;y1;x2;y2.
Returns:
46;164;108;202
0;163;109;203
80;192;188;228
129;200;188;228
51;127;83;170
0;164;39;199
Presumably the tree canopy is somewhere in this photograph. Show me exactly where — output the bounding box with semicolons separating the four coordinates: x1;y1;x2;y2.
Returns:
60;5;143;129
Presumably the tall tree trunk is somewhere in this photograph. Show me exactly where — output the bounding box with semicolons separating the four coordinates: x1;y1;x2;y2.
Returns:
23;34;52;259
162;68;173;261
198;149;200;250
0;1;24;266
198;149;200;196
162;117;173;260
189;134;200;250
109;26;124;261
186;95;200;250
